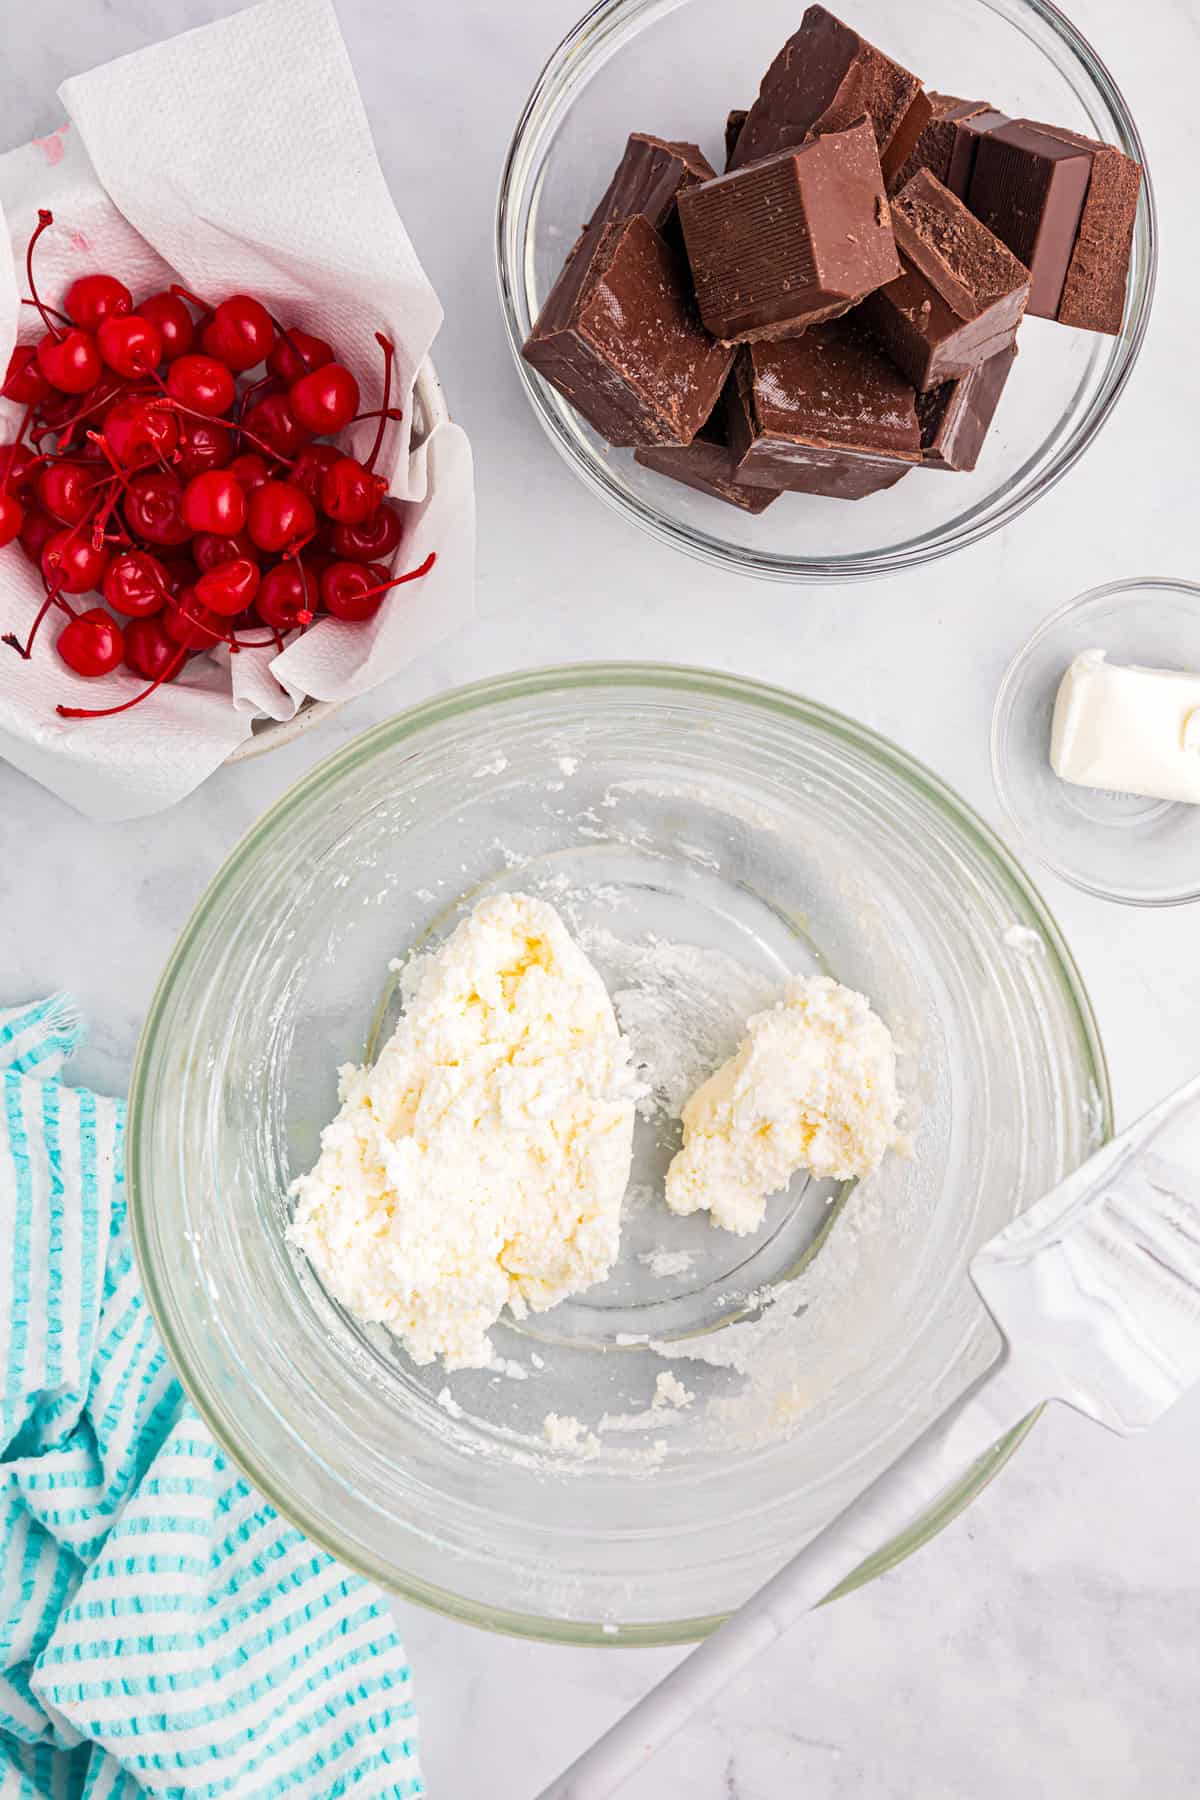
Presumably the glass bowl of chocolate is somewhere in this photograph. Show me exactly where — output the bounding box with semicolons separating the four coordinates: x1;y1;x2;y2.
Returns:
497;0;1155;581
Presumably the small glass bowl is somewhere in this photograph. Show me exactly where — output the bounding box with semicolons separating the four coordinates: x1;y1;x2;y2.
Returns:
495;0;1156;582
992;579;1200;906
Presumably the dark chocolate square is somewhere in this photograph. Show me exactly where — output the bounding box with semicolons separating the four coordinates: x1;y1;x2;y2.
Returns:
522;215;734;448
526;132;716;346
1018;121;1142;334
730;4;924;171
678;118;900;342
859;169;1029;390
885;94;995;195
967;121;1093;318
917;344;1016;470
727;318;919;499
636;393;780;512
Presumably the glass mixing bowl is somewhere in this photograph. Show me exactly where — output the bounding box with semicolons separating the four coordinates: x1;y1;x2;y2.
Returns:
129;666;1110;1644
496;0;1156;581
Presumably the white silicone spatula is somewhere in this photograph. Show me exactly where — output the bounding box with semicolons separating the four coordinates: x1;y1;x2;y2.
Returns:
540;1075;1200;1800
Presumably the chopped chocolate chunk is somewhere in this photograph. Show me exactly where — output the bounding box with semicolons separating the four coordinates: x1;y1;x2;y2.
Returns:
885;93;995;194
944;108;1011;199
724;109;749;170
967;120;1093;318
1027;124;1142;334
678;118;900;342
879;87;937;187
730;4;924;171
859;168;1030;390
522;214;734;447
528;132;716;338
917;344;1016;470
726;318;919;498
636;392;780;512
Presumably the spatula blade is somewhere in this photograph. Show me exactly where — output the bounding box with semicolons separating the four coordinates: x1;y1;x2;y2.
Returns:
970;1076;1200;1434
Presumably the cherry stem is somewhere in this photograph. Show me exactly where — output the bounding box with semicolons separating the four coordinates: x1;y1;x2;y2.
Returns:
268;315;308;367
57;643;188;719
21;296;72;328
33;379;127;452
3;581;75;661
348;550;437;605
351;406;404;427
143;381;289;467
26;210;62;343
168;283;214;326
237;372;275;427
365;333;396;474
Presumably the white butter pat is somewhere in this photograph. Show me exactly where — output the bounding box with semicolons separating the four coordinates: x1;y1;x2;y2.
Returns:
288;893;638;1370
1050;649;1200;806
664;975;903;1236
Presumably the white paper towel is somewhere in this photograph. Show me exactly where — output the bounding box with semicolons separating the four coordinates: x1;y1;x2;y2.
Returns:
0;0;475;821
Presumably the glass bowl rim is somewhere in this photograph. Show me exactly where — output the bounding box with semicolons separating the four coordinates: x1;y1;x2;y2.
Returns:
991;576;1200;908
494;0;1158;584
129;661;1113;1644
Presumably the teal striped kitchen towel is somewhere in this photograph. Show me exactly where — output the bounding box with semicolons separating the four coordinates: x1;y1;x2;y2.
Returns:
0;996;422;1799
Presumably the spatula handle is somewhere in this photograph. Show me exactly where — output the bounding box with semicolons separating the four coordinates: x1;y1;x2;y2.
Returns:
538;1357;1037;1800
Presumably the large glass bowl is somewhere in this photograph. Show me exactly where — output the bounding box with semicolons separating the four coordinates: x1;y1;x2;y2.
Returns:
128;666;1110;1644
495;0;1156;581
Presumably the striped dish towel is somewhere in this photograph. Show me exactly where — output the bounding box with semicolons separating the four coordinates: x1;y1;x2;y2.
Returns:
0;996;422;1799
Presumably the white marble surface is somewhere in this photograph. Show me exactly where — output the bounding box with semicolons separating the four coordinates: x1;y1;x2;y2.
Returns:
3;0;1199;1793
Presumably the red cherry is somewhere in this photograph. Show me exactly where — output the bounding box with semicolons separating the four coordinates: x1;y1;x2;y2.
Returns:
246;480;315;554
182;469;246;536
139;291;195;362
103;396;179;469
200;295;275;373
320;455;385;525
266;328;333;385
320;560;386;621
174;416;234;480
37;462;97;527
291;442;341;505
289;362;359;435
226;451;270;494
56;606;124;677
97;314;163;379
195;556;260;616
320;549;436;622
193;528;256;572
124;614;184;681
241;391;310;459
2;442;41;498
254;561;317;630
18;507;59;565
36;328;102;395
102;549;170;618
41;531;111;595
160;557;199;597
329;500;403;563
163;586;223;652
3;344;51;405
166;354;236;417
42;531;111;595
124;469;193;546
0;492;23;549
64;272;132;330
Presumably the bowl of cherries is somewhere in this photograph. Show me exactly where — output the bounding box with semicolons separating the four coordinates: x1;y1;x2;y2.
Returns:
0;208;442;752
